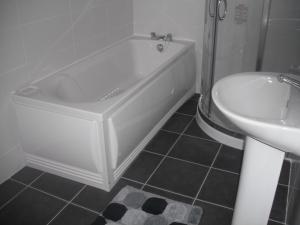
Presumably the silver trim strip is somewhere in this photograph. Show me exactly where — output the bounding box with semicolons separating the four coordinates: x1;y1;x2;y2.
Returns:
256;0;272;71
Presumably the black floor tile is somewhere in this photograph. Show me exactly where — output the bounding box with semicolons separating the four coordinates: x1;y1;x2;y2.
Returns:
184;119;215;141
177;99;198;115
143;185;193;204
32;173;84;201
122;151;163;183
197;169;239;208
286;188;300;225
270;185;288;223
73;178;142;213
49;204;98;225
194;200;233;225
169;135;220;166
0;180;25;208
279;160;290;185
162;113;193;133
147;158;208;197
12;167;43;185
0;187;65;225
144;130;179;155
213;145;243;173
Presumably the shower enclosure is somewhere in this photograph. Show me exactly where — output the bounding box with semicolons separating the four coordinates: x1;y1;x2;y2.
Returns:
198;0;300;224
197;0;300;149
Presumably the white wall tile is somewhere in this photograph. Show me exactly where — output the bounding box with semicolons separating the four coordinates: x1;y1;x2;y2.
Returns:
0;0;19;29
269;0;300;19
74;35;108;59
0;27;26;74
133;0;205;91
17;0;69;24
105;0;133;29
22;15;73;65
73;5;106;43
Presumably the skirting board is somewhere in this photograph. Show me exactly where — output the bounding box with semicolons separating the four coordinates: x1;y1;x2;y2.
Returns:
196;110;244;150
26;153;109;191
113;87;195;182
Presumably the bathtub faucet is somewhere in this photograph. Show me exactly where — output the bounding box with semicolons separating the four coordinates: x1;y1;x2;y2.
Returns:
150;32;173;42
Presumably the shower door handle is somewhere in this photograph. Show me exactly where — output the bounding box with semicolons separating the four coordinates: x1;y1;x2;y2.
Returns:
218;0;227;20
208;0;215;17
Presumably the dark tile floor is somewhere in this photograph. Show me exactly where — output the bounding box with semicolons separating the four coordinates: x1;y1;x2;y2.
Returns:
0;94;290;225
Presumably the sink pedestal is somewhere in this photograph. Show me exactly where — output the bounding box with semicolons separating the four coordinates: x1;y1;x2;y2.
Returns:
232;137;285;225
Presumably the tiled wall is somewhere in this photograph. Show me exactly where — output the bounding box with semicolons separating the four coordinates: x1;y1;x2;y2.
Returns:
287;155;300;225
262;0;300;73
132;0;206;91
0;0;133;183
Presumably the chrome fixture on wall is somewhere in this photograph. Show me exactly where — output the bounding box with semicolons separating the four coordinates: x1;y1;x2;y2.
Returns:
150;32;173;42
278;74;300;89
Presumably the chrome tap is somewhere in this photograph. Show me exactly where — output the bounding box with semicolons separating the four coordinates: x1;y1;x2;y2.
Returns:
150;32;173;42
277;74;300;89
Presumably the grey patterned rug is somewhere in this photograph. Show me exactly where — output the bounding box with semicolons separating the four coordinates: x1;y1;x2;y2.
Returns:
91;186;203;225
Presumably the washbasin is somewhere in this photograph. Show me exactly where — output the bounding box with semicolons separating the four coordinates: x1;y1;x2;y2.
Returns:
212;72;300;225
212;72;300;155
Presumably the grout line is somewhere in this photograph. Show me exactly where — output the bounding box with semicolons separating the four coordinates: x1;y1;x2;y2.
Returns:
285;163;292;225
11;177;102;218
278;183;289;187
182;133;220;143
46;184;87;225
142;150;166;157
192;145;222;206
143;149;240;176
27;186;69;203
174;112;195;117
10;178;30;186
143;150;210;168
144;184;194;200
211;167;239;176
123;174;238;211
141;117;195;190
160;128;220;143
0;172;45;211
269;218;285;225
69;202;101;215
120;177;145;187
196;199;234;211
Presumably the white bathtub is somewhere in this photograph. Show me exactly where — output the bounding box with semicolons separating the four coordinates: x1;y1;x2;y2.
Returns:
13;37;196;191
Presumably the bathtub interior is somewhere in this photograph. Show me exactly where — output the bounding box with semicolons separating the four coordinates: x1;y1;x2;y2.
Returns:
26;38;185;104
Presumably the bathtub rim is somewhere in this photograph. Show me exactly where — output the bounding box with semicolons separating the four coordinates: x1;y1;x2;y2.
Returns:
12;37;195;122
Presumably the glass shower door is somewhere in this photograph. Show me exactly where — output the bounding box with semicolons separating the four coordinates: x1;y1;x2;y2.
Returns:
200;0;264;133
200;0;218;117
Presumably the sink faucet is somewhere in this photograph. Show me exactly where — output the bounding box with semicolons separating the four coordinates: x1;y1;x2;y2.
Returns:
150;32;173;42
277;74;300;89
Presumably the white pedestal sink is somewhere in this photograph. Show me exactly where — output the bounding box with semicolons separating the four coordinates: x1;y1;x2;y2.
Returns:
212;72;300;225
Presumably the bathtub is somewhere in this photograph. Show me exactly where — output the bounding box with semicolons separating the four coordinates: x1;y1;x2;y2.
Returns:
13;36;196;191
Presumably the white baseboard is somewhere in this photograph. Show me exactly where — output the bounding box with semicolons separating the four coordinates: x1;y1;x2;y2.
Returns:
196;110;244;150
0;145;25;184
26;154;109;191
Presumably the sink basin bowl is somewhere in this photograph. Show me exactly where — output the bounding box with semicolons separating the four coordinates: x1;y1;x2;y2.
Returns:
212;72;300;155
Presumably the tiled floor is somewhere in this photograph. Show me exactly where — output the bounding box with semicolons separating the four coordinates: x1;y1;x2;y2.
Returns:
0;94;290;225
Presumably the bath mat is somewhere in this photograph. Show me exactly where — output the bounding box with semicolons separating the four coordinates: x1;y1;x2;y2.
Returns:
91;186;203;225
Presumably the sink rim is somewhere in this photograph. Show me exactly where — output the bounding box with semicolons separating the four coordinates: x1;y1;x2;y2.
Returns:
212;72;300;154
212;72;299;129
